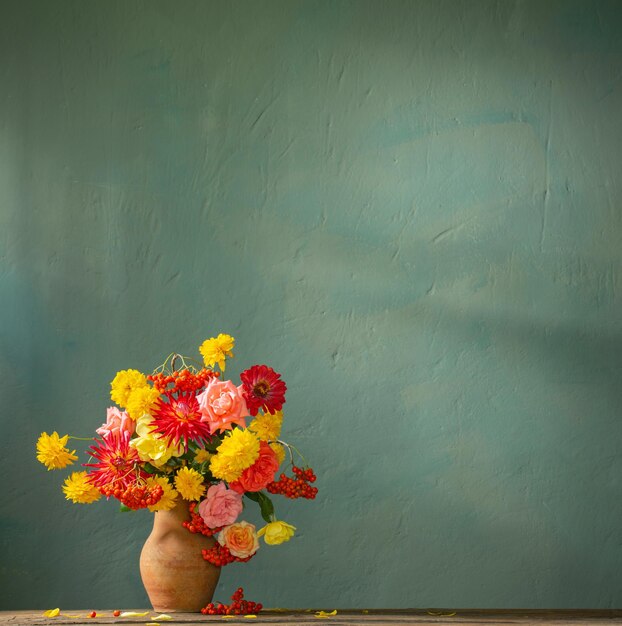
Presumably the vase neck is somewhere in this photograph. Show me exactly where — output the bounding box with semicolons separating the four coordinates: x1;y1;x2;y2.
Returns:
153;499;192;531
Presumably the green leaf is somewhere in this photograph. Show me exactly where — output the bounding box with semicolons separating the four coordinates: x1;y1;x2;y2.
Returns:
259;497;274;523
142;462;158;474
119;505;133;513
246;491;274;523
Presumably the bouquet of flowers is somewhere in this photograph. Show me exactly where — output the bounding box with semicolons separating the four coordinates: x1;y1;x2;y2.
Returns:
36;333;317;574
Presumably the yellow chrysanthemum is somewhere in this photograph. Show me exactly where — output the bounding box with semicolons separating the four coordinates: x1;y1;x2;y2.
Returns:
146;476;178;512
270;442;286;466
199;334;235;371
249;410;283;442
110;369;148;408
36;432;78;471
125;386;160;420
208;454;239;483
174;466;206;501
194;448;212;464
62;471;101;504
209;428;260;482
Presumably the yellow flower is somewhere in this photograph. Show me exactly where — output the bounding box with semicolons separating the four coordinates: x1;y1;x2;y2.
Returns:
125;386;160;420
209;429;260;482
36;432;78;470
194;448;212;463
209;454;239;483
174;466;206;501
131;415;183;467
249;410;283;442
270;442;286;466
258;520;296;545
110;369;148;408
146;476;178;512
131;434;182;467
62;471;101;504
135;413;155;437
199;334;235;371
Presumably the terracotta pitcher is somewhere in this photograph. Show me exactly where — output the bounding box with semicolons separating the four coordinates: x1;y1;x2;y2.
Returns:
140;500;220;612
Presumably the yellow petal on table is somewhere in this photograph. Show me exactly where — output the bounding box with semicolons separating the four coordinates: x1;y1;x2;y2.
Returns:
120;611;150;617
315;610;338;618
244;615;257;619
221;616;236;619
151;615;172;621
427;611;456;617
43;608;61;617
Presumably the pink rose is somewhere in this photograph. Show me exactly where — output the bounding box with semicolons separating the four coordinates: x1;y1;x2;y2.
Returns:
197;379;249;433
198;482;243;528
217;521;259;559
96;407;135;439
230;441;279;493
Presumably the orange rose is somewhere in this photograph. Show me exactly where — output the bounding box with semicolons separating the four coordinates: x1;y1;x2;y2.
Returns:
217;521;259;558
229;441;279;493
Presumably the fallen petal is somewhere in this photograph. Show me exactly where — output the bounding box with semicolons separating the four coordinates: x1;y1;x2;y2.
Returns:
315;610;338;618
120;612;150;617
151;615;172;621
43;609;61;618
427;612;456;617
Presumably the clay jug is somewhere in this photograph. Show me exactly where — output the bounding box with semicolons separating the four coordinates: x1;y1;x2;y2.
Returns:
140;500;220;612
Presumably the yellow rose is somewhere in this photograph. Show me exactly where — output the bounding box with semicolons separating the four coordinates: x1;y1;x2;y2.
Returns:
258;520;296;545
130;415;183;466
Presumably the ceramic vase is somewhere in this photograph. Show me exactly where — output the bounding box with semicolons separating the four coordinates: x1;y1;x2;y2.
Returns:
140;500;220;612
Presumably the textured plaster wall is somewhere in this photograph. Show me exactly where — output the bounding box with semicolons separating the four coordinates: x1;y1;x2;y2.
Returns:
1;0;622;610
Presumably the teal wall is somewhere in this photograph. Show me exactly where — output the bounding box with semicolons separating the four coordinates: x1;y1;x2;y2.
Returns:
1;0;622;610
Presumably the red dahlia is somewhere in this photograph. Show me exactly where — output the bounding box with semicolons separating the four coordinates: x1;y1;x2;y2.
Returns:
151;391;212;448
239;364;287;416
84;432;142;491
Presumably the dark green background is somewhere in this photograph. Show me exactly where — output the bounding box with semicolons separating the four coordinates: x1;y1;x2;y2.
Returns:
1;0;622;610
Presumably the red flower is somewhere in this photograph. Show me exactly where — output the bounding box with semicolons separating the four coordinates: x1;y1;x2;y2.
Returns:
84;432;142;491
230;441;280;493
151;391;212;448
240;365;287;417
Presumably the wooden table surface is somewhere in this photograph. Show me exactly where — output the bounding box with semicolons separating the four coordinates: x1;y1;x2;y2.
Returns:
1;609;622;626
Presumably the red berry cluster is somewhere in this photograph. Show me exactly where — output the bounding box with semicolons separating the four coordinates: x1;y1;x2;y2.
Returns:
100;482;163;509
201;543;254;567
148;368;218;393
201;588;263;616
182;502;222;537
267;466;318;499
